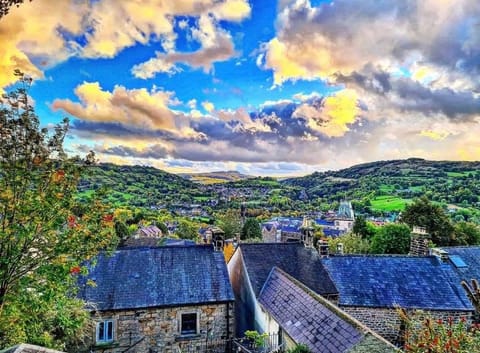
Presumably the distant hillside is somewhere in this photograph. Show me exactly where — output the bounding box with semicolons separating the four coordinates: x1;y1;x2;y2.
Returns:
79;163;207;207
180;170;253;184
283;158;480;215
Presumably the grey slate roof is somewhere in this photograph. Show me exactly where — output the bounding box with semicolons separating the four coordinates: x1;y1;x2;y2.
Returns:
440;246;480;283
322;255;473;310
239;243;338;297
79;245;234;311
0;344;65;353
259;267;363;353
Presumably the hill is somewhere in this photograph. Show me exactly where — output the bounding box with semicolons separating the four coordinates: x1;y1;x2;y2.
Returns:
283;158;480;216
78;163;208;207
180;170;253;184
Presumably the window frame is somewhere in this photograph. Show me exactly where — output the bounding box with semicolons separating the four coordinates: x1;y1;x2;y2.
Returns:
96;319;115;344
179;311;199;336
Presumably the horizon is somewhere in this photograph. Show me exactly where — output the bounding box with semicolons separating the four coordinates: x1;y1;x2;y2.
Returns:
1;0;480;176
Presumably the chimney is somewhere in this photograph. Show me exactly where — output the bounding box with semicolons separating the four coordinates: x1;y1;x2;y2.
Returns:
431;248;449;262
318;240;329;257
409;226;430;256
336;243;344;255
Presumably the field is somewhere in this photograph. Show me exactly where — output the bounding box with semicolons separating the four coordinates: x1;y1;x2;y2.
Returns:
371;195;412;212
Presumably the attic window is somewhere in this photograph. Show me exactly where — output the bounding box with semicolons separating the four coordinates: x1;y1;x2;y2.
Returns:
450;255;468;268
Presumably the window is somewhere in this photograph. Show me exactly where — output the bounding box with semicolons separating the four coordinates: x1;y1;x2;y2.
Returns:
180;313;198;335
96;320;114;343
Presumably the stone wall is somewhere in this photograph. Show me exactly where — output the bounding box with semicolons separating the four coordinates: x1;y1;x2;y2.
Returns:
342;306;473;343
86;302;234;353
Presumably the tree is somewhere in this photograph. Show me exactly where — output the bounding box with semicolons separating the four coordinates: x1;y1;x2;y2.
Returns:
370;223;411;254
176;218;199;241
400;196;454;246
0;72;117;349
352;215;377;239
216;209;242;239
452;222;480;246
327;232;371;254
241;218;261;240
0;0;31;19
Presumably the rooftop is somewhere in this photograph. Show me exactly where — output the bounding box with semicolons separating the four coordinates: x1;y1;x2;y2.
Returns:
322;255;473;310
239;243;338;297
79;245;234;311
439;246;480;283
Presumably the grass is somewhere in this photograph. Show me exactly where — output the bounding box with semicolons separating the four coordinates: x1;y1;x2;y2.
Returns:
446;171;477;178
371;195;412;211
379;184;395;193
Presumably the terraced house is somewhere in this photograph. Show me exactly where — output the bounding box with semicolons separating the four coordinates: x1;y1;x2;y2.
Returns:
78;245;234;353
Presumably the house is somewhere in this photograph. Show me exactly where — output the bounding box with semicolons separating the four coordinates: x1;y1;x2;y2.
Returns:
321;255;474;343
135;224;162;237
0;345;65;353
228;243;338;337
437;246;480;283
258;267;397;353
78;245;234;353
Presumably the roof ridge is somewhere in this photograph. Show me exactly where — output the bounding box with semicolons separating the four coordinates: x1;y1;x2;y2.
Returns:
266;268;398;350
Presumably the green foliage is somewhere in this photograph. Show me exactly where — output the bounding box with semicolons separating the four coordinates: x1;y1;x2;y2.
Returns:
0;72;117;349
452;222;480;245
244;330;268;348
175;218;199;241
241;218;262;240
286;344;311;353
401;196;455;246
216;209;242;239
370;223;411;254
353;216;378;239
401;310;480;352
328;232;371;254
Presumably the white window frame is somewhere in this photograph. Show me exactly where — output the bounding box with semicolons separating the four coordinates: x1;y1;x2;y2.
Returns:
96;319;114;344
179;311;200;336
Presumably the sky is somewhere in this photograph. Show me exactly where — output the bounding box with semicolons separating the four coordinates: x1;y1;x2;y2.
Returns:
1;0;479;176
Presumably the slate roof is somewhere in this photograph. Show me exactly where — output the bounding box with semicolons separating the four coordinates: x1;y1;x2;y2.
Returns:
79;245;234;311
259;267;363;353
322;255;473;310
0;344;65;353
440;246;480;283
239;243;338;297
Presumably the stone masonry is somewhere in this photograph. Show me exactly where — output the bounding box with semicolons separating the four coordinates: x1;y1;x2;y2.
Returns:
87;303;234;353
342;307;473;343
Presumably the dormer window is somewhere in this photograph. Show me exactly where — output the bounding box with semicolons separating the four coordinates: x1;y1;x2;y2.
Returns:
96;319;114;344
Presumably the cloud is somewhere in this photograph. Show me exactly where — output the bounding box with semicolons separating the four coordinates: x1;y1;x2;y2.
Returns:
0;0;251;90
261;0;480;87
132;15;237;79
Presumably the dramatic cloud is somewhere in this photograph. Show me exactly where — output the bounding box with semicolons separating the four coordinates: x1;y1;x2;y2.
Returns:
0;0;251;90
132;15;238;78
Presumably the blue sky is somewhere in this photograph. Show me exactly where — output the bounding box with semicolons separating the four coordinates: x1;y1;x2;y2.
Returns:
1;0;480;176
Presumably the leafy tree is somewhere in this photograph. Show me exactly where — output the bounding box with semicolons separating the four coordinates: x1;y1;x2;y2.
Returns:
327;232;370;254
175;218;199;241
401;196;454;246
287;344;311;353
241;218;261;240
157;221;169;236
216;209;242;239
370;223;411;254
352;215;377;239
0;0;30;18
452;222;480;246
0;72;117;349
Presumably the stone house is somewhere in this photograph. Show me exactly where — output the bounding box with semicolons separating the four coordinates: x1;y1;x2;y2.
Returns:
258;267;397;353
78;245;235;353
321;255;474;343
227;243;338;337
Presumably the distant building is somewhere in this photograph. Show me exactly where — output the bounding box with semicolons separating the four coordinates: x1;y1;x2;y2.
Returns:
79;245;234;353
